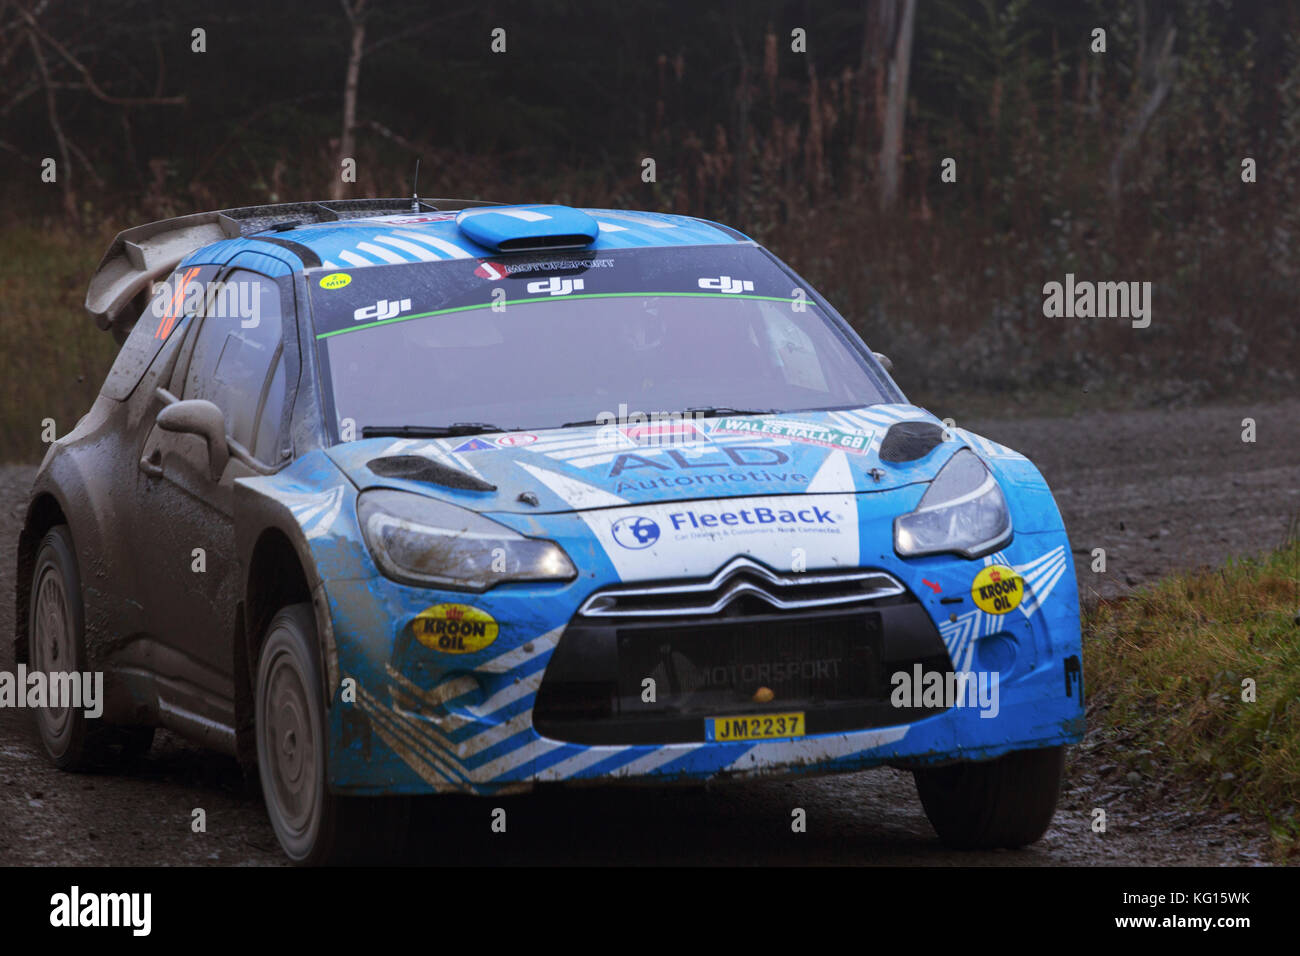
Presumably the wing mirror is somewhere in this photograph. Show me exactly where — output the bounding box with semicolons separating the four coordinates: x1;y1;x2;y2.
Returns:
156;399;229;480
873;351;894;372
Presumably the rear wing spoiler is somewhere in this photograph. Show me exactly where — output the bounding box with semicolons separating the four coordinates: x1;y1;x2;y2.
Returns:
86;197;502;336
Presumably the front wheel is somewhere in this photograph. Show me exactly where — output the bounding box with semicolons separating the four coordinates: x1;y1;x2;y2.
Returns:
254;603;410;865
913;745;1065;850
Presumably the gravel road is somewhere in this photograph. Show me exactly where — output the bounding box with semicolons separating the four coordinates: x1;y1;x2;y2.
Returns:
2;399;1295;865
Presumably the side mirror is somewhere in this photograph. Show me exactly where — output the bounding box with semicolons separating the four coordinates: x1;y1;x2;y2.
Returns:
157;399;229;480
873;351;894;372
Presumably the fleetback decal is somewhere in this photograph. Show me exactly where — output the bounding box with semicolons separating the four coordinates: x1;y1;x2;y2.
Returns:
611;515;661;549
587;493;860;579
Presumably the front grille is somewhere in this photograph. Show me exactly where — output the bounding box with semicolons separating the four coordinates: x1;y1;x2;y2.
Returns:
616;613;881;713
535;568;953;746
577;556;904;618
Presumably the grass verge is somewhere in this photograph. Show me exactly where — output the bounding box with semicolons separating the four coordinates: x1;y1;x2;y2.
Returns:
1085;530;1300;857
0;224;119;463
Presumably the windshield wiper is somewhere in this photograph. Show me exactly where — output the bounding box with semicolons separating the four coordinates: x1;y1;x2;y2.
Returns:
680;406;778;417
360;423;507;438
559;407;776;429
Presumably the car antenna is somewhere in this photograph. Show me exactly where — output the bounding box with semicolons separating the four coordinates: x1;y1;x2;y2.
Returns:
410;156;421;212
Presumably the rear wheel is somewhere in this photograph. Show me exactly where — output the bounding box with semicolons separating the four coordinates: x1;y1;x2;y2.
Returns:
255;603;410;865
29;526;133;769
913;745;1065;850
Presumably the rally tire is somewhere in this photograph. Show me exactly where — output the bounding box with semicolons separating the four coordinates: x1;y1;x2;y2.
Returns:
254;603;411;865
913;745;1065;850
28;526;119;770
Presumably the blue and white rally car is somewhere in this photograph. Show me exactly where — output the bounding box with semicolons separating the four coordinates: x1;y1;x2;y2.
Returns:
18;198;1083;863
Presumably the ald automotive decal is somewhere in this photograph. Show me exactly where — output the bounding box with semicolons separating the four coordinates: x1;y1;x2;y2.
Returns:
585;494;860;579
606;444;810;495
308;244;810;340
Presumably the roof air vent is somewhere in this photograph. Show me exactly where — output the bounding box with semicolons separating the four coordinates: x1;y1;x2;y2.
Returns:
455;205;599;253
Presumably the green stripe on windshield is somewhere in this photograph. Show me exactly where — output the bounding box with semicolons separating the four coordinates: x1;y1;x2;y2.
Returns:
314;291;803;340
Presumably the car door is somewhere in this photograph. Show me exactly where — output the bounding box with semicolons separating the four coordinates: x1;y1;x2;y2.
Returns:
134;268;291;730
69;264;222;690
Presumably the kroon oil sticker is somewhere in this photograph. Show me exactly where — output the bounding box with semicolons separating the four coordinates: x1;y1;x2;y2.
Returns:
413;604;499;653
971;564;1025;614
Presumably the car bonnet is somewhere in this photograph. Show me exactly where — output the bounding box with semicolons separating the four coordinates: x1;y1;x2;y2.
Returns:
325;404;966;513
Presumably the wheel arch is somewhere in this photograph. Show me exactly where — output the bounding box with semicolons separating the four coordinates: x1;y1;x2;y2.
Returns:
236;521;339;770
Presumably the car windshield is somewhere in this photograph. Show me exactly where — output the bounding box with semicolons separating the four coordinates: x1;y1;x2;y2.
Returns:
309;243;891;435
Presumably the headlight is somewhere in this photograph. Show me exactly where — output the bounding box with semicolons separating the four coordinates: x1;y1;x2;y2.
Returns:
893;449;1012;558
357;489;577;591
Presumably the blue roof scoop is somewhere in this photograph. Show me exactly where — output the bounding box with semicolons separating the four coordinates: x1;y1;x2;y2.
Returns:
455;204;599;252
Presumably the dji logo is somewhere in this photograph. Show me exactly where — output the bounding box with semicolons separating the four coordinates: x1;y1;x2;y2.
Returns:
698;275;754;294
526;277;585;296
353;298;411;322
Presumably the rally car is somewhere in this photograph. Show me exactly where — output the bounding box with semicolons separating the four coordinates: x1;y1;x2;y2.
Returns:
15;198;1084;863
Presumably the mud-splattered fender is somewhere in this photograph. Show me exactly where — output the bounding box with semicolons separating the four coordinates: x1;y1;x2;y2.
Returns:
17;396;148;676
232;450;361;704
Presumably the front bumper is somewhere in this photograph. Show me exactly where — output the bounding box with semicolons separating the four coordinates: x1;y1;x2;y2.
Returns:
320;490;1085;796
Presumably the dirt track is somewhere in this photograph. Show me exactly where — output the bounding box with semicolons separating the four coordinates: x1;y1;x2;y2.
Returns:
1;399;1296;865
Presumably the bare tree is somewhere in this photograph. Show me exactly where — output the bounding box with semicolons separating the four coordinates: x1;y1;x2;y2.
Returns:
9;1;185;222
16;5;184;107
877;0;916;212
328;3;479;199
26;29;75;219
332;0;368;200
1108;15;1178;209
851;0;894;197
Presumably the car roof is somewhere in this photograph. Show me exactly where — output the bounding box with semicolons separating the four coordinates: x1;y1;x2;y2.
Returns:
178;205;751;278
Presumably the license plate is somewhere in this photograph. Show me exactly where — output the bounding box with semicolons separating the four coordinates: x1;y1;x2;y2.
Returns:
706;712;805;741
